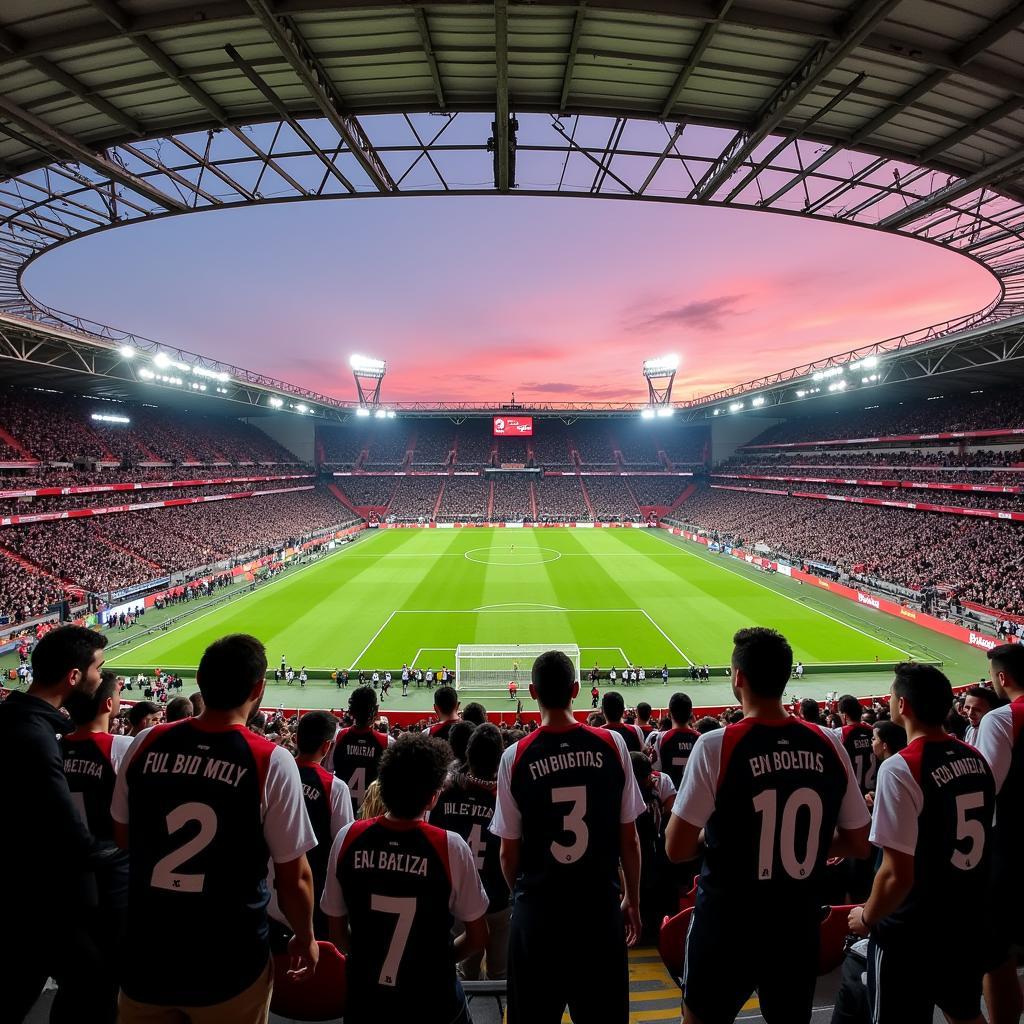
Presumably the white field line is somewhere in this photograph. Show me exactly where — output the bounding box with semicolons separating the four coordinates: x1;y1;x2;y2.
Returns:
638;609;694;666
389;608;642;614
412;645;628;667
349;611;397;670
106;530;386;665
644;528;915;658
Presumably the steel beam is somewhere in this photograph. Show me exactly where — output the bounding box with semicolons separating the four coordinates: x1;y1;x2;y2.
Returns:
495;0;510;191
560;5;586;113
243;0;396;192
414;10;446;109
660;0;733;120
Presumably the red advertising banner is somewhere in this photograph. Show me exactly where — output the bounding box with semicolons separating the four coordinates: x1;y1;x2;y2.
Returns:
0;473;314;500
713;473;1023;495
493;416;533;437
741;427;1024;450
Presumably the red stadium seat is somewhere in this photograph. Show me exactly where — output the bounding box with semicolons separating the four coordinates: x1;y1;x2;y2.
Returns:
818;904;855;975
271;941;347;1021
678;874;699;912
658;906;693;983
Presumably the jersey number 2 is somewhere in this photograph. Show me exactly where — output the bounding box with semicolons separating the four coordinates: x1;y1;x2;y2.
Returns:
151;802;218;893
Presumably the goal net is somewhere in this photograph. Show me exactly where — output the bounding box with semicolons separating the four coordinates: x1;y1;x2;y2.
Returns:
454;643;581;691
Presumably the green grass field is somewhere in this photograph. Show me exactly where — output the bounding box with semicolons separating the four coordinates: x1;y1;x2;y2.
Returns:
98;527;988;710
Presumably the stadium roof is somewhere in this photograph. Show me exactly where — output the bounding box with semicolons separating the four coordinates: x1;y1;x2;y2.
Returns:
0;0;1023;397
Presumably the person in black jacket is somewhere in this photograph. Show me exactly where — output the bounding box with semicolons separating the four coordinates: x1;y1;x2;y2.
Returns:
0;624;126;1024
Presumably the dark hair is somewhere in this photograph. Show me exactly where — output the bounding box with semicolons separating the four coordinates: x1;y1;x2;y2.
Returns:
668;692;693;726
892;663;953;727
987;644;1024;688
873;720;907;755
448;720;477;764
128;700;159;729
838;694;863;721
466;723;503;780
297;710;339;755
433;686;459;715
964;685;1002;711
944;708;968;739
636;702;652;722
727;709;744;725
659;715;672;731
196;634;267;711
532;650;576;709
249;711;267;733
696;716;722;733
348;686;378;726
378;733;450;818
165;696;193;723
31;625;107;688
601;691;625;722
67;669;120;726
800;698;821;723
189;691;206;716
461;701;487;726
630;750;653;788
731;627;793;698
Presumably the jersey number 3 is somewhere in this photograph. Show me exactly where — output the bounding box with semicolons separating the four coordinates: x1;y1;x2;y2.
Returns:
551;785;588;863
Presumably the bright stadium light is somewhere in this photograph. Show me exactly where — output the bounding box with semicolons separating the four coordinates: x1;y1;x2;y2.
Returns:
355;407;371;417
751;396;766;407
119;345;136;359
350;354;386;375
642;354;678;407
295;403;308;413
640;408;656;420
91;412;130;424
713;409;720;416
374;408;388;419
154;351;170;368
828;380;848;392
139;367;155;380
812;367;844;382
643;355;679;374
386;410;396;419
269;397;283;408
729;401;744;412
193;366;230;382
656;406;674;417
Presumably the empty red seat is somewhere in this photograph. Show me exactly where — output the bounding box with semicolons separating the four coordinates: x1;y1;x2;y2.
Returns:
818;904;856;975
271;940;347;1021
658;906;694;982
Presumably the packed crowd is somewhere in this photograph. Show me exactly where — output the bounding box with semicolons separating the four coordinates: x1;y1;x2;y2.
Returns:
490;474;532;521
435;476;488;521
725;448;1024;470
332;475;398;508
412;422;454;465
535;475;590;520
386;477;443;520
676;485;1024;615
7;627;1021;1024
584;475;642;519
0;556;66;621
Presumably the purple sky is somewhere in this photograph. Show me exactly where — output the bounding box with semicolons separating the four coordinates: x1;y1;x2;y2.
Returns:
26;194;996;404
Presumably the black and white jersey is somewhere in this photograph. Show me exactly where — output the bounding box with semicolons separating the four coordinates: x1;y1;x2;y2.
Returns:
430;776;509;912
332;726;394;811
602;720;644;754
673;717;869;910
977;695;1024;886
112;720;315;1006
61;728;131;841
321;818;488;1021
870;736;994;944
491;724;645;903
428;720;456;743
836;723;878;796
652;727;700;789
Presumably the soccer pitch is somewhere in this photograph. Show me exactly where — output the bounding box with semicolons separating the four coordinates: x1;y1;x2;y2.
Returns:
105;527;935;685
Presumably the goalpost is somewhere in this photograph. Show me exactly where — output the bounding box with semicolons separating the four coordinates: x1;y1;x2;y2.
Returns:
454;643;581;691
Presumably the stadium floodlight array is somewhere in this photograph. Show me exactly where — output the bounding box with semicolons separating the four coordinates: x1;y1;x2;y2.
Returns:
350;353;388;407
455;643;581;691
642;354;678;407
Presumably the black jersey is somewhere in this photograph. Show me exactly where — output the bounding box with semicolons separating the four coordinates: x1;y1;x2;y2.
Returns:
428;720;455;743
603;720;643;753
114;720;312;1006
839;723;878;795
61;729;127;841
979;696;1024;885
871;736;994;945
493;723;642;904
332;725;390;811
329;818;486;1023
299;762;338;929
431;776;509;912
689;718;857;910
656;727;700;789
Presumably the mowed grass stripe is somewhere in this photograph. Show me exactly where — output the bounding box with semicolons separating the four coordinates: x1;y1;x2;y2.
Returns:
106;528;907;673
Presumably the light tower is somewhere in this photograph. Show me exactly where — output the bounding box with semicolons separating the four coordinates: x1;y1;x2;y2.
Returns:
350;354;387;408
642;354;679;407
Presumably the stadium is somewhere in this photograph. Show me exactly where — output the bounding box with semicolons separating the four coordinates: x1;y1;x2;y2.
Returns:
1;0;1023;1022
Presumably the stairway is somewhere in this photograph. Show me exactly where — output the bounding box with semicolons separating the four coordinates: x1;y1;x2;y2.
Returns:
486;479;495;520
432;479;447;522
622;476;644;516
0;543;71;590
328;482;364;519
0;424;36;461
577;473;596;519
529;479;538;520
665;483;697;514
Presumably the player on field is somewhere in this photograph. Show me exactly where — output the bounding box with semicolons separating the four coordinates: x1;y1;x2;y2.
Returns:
322;733;489;1024
649;691;699;789
270;710;354;941
332;686;395;812
666;628;871;1024
113;634;319;1021
849;663;994;1024
429;685;461;742
491;650;645;1024
977;643;1024;1024
601;690;645;752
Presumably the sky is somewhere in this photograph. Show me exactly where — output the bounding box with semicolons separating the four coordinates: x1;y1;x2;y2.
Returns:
26;193;997;404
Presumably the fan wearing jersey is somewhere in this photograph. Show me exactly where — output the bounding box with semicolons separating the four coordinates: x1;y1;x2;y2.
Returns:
977;643;1024;1024
849;663;994;1024
431;723;511;980
113;634;319;1022
332;686;394;812
491;650;645;1024
834;694;877;901
635;703;656;741
650;692;700;789
601;691;645;753
269;711;354;941
666;628;871;1024
322;734;489;1024
430;685;461;742
630;751;677;941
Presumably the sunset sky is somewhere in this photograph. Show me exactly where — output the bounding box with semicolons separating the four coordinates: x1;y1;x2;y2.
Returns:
26;192;997;405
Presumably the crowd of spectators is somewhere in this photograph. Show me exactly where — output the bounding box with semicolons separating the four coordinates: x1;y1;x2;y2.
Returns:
490;475;532;520
0;556;66;621
318;426;365;467
535;475;590;520
744;386;1024;448
583;476;641;520
435;476;488;521
726;448;1024;470
411;422;453;466
494;439;529;465
332;476;398;507
530;424;573;467
385;477;443;520
363;428;411;467
617;436;662;468
624;475;692;507
676;485;1024;615
571;426;616;465
453;426;494;467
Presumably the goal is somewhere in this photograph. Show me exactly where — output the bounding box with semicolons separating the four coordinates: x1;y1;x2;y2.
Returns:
454;643;581;691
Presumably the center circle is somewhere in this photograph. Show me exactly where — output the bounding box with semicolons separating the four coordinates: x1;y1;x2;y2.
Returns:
464;546;563;566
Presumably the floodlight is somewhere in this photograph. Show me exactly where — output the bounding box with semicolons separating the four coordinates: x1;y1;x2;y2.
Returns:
193;366;230;382
296;403;308;413
640;408;656;419
351;353;388;407
812;367;844;382
374;408;387;419
386;410;396;419
119;345;136;359
91;413;130;424
729;401;744;412
269;397;284;408
643;355;679;375
796;390;806;398
751;397;766;407
827;380;847;392
656;406;674;417
355;407;371;417
154;352;170;368
641;354;678;406
350;354;387;376
713;409;720;416
139;368;155;380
